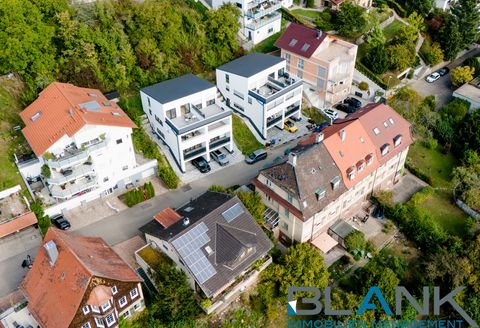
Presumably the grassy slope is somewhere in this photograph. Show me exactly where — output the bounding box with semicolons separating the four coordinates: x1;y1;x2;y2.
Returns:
291;9;322;20
383;20;405;41
232;114;263;155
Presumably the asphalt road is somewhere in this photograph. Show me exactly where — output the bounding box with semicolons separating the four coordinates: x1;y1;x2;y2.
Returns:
75;142;292;245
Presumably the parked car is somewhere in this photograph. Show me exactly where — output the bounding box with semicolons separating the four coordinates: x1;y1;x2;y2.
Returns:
291;116;302;122
425;72;441;83
51;215;71;230
343;97;362;108
210;149;229;166
437;67;450;76
322;108;339;121
315;122;331;132
334;103;357;113
245;149;268;164
192;156;211;173
284;119;298;133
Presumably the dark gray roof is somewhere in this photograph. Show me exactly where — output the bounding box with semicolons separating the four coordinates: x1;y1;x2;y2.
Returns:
329;220;356;239
259;133;347;220
140;191;273;298
140;74;214;104
217;53;285;78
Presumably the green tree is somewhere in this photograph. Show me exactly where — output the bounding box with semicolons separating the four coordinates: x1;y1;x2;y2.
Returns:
398;12;424;45
344;230;367;253
30;200;50;236
451;0;480;46
451;66;475;87
365;23;386;48
236;191;265;225
387;44;416;71
363;45;389;74
439;16;463;60
457;110;480;153
335;1;368;37
422;42;444;66
465;56;480;77
440;98;470;123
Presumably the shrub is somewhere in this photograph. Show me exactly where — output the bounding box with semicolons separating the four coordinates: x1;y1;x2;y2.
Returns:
345;230;367;254
31;200;50;236
200;298;212;309
306;0;315;7
158;164;179;189
358;81;369;91
41;164;51;178
423;136;438;150
382;220;394;233
373;190;394;207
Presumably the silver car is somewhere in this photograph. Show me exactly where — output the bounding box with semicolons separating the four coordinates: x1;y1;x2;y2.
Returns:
322;108;339;121
211;149;229;166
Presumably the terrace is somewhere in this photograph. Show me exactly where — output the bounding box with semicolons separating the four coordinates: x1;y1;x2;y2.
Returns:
45;138;106;169
246;10;281;30
46;164;95;185
249;74;302;104
166;103;231;135
246;0;281;20
48;175;98;199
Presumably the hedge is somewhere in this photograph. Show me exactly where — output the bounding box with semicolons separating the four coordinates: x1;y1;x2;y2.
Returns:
385;0;407;17
355;61;389;90
280;8;313;27
405;160;433;185
124;182;156;207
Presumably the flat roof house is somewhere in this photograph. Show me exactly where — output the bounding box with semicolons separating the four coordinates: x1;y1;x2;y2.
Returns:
275;23;357;108
18;82;157;216
141;74;233;173
453;76;480;111
253;103;412;246
216;53;303;141
140;191;272;308
21;228;145;328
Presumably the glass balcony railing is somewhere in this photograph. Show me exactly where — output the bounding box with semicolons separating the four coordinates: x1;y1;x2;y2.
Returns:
46;164;95;185
246;1;281;19
183;147;207;160
246;11;281;30
46;140;106;169
49;176;98;199
209;136;231;149
285;105;300;117
267;115;283;127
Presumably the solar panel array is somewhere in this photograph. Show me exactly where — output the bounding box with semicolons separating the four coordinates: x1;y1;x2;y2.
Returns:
171;223;217;284
222;203;244;222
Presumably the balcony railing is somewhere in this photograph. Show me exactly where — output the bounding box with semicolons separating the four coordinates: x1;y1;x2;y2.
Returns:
209;136;231;149
49;176;98;199
183;146;207;160
46;140;106;169
285;105;300;118
267;115;283;127
246;1;281;19
248;76;302;105
245;11;281;30
46;164;95;185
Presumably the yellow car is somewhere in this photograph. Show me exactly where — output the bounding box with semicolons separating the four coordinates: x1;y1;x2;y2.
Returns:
284;119;298;133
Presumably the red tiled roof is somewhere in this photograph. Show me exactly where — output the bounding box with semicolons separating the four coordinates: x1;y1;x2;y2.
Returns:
154;208;182;228
86;285;112;307
0;212;37;239
275;22;327;59
20;82;136;156
21;228;141;328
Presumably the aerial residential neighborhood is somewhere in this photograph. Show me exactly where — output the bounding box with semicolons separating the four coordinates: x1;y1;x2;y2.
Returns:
0;0;479;327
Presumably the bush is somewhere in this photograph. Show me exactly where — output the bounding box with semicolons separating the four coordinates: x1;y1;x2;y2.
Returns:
123;183;156;207
382;220;394;233
158;163;179;189
31;200;50;236
41;164;51;178
306;0;315;7
345;230;367;254
423;136;438;150
358;82;369;91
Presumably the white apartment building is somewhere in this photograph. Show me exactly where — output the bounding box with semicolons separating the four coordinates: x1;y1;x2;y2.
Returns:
18;83;157;216
140;74;233;173
216;53;303;140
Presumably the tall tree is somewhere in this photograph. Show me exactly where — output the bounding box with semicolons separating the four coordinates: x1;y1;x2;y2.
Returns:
363;45;389;74
439;15;463;60
335;1;368;37
366;23;386;48
450;65;475;87
386;44;416;71
451;0;480;46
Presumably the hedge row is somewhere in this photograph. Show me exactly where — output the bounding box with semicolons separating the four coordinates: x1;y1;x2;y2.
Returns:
405;160;433;185
125;182;155;207
355;61;389;90
385;0;407;17
280;8;314;27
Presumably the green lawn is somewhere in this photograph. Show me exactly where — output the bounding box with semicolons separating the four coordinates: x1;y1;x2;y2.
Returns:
252;31;281;54
383;20;406;41
302;107;327;124
407;143;457;187
118;94;144;121
232;114;263;155
291;9;322;20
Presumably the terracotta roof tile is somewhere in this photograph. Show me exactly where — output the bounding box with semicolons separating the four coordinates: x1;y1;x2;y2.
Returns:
0;212;37;238
275;22;327;59
86;285;112;307
154;208;182;228
21;228;141;328
20;82;136;156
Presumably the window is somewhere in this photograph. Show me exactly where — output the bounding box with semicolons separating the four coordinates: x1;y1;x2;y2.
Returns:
149;109;152;115
101;301;111;311
105;313;115;327
111;286;118;295
147;97;151;107
297;70;303;79
226;74;230;83
373;127;381;135
82;323;92;328
233;103;244;112
389;118;395;125
394;135;402;147
91;305;100;313
298;59;304;69
381;144;390;157
116;139;122;144
83;305;90;315
226;86;230;92
288;194;293;203
103;177;109;183
284;208;290;218
300;43;310;52
122;310;130;319
94;317;104;328
156;128;164;140
357;162;366;172
366;153;374;166
289;39;298;47
285;53;291;64
166;108;176;119
348;170;356;181
383;121;389;128
330;176;340;190
130;288;139;299
233;90;244;100
119;296;128;308
316;187;326;200
122;165;128;171
207;99;215;106
248;97;252;104
283;222;289;231
268;27;274;33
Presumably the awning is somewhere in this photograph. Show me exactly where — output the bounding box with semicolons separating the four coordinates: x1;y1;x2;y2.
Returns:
0;212;37;239
311;232;338;254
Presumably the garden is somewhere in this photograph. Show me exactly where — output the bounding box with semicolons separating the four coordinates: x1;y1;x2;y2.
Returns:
120;182;155;208
231;114;264;155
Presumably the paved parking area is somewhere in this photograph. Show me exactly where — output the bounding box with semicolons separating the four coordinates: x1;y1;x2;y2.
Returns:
392;172;428;204
267;115;310;146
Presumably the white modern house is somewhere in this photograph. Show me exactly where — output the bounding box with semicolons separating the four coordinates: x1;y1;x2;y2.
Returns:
140;74;233;173
18;83;157;216
209;0;285;44
216;53;303;140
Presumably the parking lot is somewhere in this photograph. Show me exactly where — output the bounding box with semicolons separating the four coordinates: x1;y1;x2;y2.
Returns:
266;115;310;146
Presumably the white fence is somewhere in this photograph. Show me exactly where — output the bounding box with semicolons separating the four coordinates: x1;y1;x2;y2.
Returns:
0;185;21;200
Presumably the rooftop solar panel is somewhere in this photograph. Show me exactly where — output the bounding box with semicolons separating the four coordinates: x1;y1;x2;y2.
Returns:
222;203;244;222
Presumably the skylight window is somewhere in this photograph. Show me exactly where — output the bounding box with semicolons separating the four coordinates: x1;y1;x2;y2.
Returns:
316;187;326;200
301;43;311;52
87;93;98;98
389;118;394;125
30;112;41;122
383;121;389;128
373;127;381;135
289;38;298;47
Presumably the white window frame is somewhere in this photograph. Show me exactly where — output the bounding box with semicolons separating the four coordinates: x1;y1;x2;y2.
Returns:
381;145;390;156
394;136;402;147
119;296;128;308
94;317;104;328
91;305;100;313
130;288;139;300
83;305;90;315
101;301;111;312
82;322;92;328
111;286;118;295
358;163;366;172
105;313;116;327
348;172;355;180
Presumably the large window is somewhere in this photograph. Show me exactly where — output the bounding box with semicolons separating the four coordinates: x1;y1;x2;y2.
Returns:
101;301;111;312
166;108;176;119
82;322;92;328
298;59;304;69
94;317;104;328
233;90;244;100
83;305;90;315
285;53;291;64
91;305;100;313
119;296;128;308
233;103;244;112
130;288;139;299
226;74;230;83
105;313;116;327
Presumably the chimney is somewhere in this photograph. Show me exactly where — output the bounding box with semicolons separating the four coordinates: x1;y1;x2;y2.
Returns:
340;129;346;142
288;152;297;167
183;217;190;226
316;30;322;39
44;240;59;266
68;108;73;117
315;132;324;144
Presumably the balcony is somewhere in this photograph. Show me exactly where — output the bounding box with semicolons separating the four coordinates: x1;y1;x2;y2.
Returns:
209;136;231;149
246;0;281;19
166;104;231;135
248;74;302;105
266;115;283;127
49;176;98;199
183;146;207;160
246;11;281;30
46;140;106;170
285;105;300;118
46;164;95;185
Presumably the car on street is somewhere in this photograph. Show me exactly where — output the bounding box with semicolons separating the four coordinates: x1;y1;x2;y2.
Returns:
343;97;362;108
245;149;267;164
314;122;331;132
425;72;441;83
192;156;211;173
284;119;298;133
51;215;71;230
334;103;357;113
210;149;229;166
322;108;339;121
291;116;302;122
437;67;450;76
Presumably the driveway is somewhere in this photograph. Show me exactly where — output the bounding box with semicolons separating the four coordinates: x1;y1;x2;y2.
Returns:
0;227;42;296
392;171;428;204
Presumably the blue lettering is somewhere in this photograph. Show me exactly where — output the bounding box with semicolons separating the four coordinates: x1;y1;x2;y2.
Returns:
356;287;393;316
